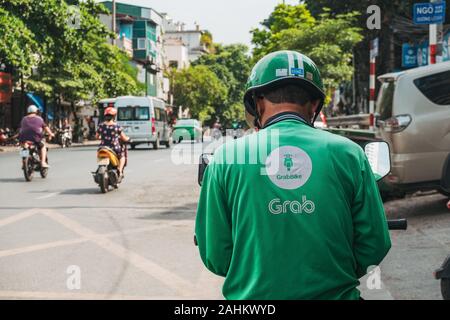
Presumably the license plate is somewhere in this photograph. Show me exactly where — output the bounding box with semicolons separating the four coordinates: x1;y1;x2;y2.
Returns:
20;149;29;158
97;158;110;165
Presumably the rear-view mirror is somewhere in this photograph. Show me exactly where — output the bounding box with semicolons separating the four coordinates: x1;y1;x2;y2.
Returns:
198;153;214;186
364;141;391;181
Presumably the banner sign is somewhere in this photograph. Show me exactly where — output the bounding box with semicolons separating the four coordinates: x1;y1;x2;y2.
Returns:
402;43;418;68
444;31;450;61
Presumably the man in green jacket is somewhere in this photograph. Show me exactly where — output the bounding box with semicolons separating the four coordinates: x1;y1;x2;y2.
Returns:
195;50;391;300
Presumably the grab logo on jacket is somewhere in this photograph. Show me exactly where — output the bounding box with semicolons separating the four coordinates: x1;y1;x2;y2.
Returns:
264;146;312;190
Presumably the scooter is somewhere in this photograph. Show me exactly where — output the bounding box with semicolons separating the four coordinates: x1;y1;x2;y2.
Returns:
60;128;72;148
20;141;49;181
92;143;129;193
212;128;222;141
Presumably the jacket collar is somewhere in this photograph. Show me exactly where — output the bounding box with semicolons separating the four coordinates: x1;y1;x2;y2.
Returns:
262;112;313;129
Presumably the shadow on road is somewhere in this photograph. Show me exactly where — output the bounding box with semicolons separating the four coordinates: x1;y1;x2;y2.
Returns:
137;203;197;221
60;188;101;195
0;178;26;183
384;193;449;219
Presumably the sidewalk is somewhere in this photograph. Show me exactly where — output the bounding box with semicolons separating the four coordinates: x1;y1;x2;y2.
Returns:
0;140;99;153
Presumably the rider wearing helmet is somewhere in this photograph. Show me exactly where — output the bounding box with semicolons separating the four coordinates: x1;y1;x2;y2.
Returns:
96;107;130;178
195;51;391;299
18;105;55;168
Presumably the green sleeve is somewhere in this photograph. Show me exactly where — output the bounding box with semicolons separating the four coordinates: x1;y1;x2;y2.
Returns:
352;153;392;278
195;164;233;277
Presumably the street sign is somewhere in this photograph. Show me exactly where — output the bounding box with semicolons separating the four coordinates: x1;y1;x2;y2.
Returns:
444;31;450;61
413;2;446;25
370;38;379;59
402;43;418;68
417;41;430;66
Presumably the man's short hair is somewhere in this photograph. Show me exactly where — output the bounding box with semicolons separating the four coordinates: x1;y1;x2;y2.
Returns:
259;84;312;106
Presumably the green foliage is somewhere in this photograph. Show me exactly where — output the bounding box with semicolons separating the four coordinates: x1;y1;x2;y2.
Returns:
0;0;142;107
251;3;363;95
191;44;251;126
0;7;38;75
200;30;214;52
173;65;227;122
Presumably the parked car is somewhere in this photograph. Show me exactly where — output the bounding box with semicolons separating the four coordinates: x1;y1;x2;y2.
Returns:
375;61;450;197
172;119;203;143
115;96;171;150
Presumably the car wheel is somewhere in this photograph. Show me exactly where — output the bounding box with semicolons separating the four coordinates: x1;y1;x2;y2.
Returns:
23;158;33;182
441;279;450;300
438;188;450;197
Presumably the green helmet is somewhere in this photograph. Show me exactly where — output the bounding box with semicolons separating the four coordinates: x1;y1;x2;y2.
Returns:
244;50;325;125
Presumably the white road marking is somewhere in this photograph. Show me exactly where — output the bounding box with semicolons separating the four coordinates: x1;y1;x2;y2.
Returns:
0;238;88;258
35;192;59;200
0;209;38;227
0;290;183;300
0;221;188;258
42;210;193;296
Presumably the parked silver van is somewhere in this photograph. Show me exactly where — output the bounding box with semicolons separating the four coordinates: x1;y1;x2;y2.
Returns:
376;61;450;196
115;96;171;150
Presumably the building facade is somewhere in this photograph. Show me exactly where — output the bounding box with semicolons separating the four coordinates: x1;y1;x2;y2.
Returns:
100;1;169;101
162;14;209;63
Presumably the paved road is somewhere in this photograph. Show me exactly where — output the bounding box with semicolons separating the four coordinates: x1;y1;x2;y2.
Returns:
0;141;449;300
0;142;223;299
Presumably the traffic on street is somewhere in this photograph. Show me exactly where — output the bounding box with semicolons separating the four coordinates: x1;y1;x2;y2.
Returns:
1;0;450;308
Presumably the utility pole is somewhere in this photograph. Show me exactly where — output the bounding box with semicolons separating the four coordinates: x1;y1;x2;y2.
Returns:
369;38;378;131
429;0;445;64
112;0;116;46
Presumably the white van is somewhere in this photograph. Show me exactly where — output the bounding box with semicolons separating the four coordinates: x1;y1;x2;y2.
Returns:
115;96;171;149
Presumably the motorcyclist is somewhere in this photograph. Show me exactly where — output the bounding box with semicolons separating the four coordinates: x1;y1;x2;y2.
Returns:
195;50;391;300
18;105;55;168
95;107;130;178
212;120;222;140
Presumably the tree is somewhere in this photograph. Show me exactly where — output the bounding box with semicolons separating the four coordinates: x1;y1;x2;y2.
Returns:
0;7;38;76
0;0;143;117
172;65;227;122
251;3;363;104
251;4;315;62
200;30;214;53
192;44;251;127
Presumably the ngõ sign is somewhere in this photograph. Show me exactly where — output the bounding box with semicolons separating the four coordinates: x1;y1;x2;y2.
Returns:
413;2;447;24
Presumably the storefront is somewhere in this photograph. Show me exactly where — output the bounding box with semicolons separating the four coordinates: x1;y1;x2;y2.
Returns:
0;72;12;128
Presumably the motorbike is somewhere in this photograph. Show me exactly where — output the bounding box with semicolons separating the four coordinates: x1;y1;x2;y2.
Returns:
0;129;7;146
0;128;18;146
20;141;49;181
212;128;222;141
92;142;129;193
60;128;72;148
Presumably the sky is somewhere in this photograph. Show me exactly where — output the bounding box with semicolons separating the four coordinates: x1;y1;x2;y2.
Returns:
98;0;301;46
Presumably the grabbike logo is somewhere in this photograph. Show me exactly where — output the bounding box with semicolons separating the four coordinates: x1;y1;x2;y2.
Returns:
268;196;315;215
265;146;312;190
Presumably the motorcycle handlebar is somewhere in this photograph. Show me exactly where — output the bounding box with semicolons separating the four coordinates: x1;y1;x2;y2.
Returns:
387;219;407;230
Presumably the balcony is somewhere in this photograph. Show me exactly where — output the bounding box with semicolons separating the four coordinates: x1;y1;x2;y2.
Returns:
116;35;133;57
